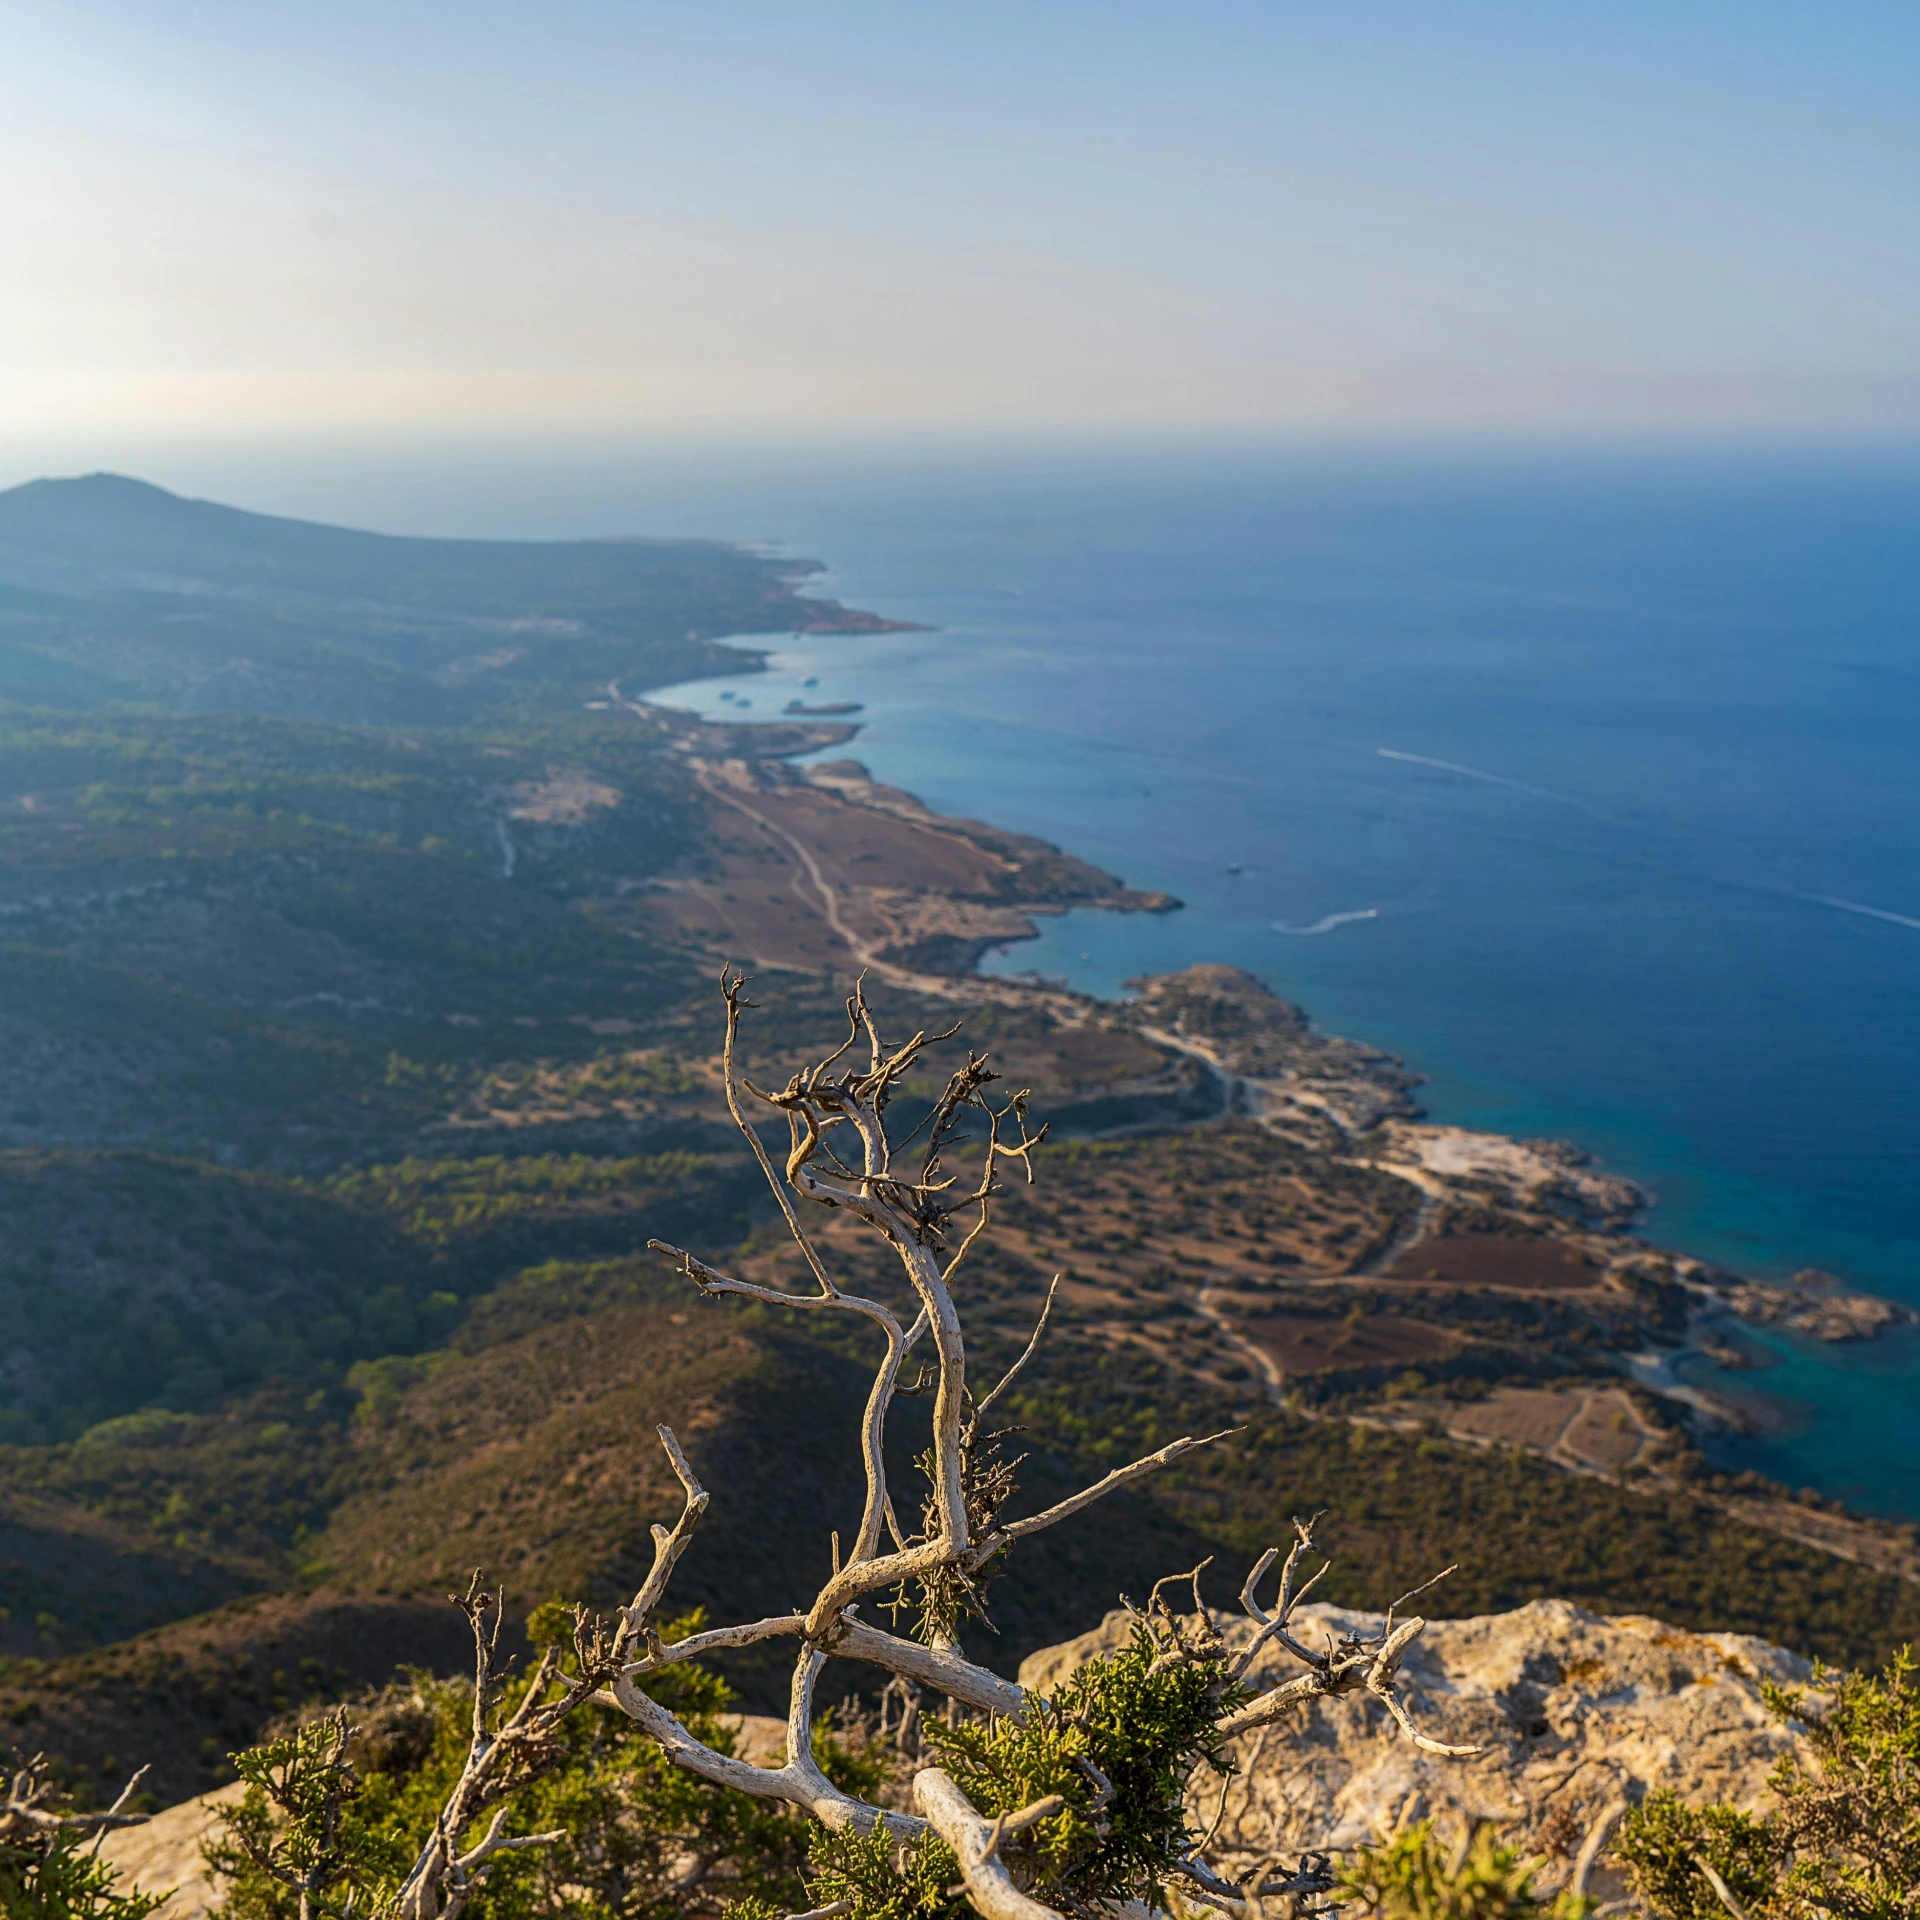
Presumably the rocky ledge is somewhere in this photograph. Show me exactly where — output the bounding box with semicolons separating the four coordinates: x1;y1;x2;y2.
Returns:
1021;1597;1816;1909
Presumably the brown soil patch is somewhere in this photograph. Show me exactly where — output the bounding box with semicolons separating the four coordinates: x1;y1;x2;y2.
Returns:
1559;1391;1651;1472
1385;1232;1601;1293
1442;1385;1651;1471
1241;1310;1457;1375
620;780;1028;971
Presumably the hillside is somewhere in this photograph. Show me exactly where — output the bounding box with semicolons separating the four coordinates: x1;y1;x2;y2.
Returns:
6;1253;1920;1807
2;476;1914;1822
0;475;901;722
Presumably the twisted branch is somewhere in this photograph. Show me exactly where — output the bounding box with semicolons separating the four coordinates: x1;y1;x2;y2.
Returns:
613;973;1472;1913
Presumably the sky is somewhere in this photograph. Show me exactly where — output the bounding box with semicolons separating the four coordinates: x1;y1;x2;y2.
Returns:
4;0;1919;440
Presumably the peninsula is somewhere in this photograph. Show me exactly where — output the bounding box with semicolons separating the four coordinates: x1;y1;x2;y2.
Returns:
1;476;1914;1806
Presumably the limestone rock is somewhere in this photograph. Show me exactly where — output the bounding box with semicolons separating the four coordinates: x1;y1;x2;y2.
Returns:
95;1783;246;1920
1020;1598;1815;1899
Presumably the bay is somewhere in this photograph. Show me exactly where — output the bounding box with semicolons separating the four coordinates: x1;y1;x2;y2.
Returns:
70;432;1920;1514
630;437;1920;1519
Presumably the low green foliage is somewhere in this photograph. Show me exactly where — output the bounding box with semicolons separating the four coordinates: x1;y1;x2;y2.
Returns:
1615;1793;1776;1920
794;1827;962;1920
927;1623;1240;1913
773;1625;1245;1920
0;1825;167;1920
1617;1645;1920;1920
1766;1645;1920;1918
205;1612;849;1920
1341;1819;1592;1920
207;1709;399;1920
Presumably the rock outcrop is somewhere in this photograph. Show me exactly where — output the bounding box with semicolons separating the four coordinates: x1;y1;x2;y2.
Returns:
95;1784;245;1920
1020;1598;1815;1903
1724;1270;1911;1343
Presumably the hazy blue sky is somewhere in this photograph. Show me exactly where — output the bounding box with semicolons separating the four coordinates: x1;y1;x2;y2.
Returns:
5;0;1918;436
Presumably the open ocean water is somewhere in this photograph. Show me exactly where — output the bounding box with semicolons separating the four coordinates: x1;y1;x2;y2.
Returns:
91;434;1920;1514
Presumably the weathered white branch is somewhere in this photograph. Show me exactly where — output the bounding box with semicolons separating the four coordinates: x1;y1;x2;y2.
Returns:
1217;1608;1480;1758
0;1759;151;1840
622;1609;1029;1721
993;1428;1238;1546
610;1657;923;1840
1170;1849;1339;1913
623;1425;709;1636
914;1768;1066;1920
646;1242;921;1569
975;1277;1059;1420
1572;1798;1628;1900
830;1616;1029;1720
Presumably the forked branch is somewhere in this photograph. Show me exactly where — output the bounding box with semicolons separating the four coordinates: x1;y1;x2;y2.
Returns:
614;974;1473;1916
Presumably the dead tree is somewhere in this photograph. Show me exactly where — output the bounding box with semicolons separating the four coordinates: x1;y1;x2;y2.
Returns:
634;971;1474;1920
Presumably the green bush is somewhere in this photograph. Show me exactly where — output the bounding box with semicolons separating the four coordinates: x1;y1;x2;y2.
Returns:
1341;1818;1592;1920
1616;1645;1920;1920
206;1612;854;1920
0;1825;166;1920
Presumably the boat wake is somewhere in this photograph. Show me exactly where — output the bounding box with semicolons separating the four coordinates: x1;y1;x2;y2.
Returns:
1273;906;1381;936
1797;891;1920;934
1378;745;1606;819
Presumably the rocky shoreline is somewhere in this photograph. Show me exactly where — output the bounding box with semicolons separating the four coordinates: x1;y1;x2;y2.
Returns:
622;686;1914;1550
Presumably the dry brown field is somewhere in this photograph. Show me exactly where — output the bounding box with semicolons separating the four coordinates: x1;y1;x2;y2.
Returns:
1439;1384;1654;1471
1239;1309;1459;1375
1383;1230;1603;1292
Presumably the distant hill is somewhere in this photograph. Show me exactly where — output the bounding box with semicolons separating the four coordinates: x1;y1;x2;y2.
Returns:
0;475;894;722
0;474;784;619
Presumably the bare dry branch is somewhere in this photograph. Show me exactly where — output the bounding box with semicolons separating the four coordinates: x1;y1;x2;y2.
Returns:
1572;1798;1628;1900
622;1426;710;1641
610;1649;922;1842
1217;1604;1481;1758
609;977;1477;1914
974;1277;1060;1420
994;1429;1239;1546
914;1769;1066;1920
1169;1849;1339;1910
0;1758;151;1842
390;1574;635;1920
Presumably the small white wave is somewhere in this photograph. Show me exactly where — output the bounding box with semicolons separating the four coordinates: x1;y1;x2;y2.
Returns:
1799;892;1920;933
1273;906;1380;936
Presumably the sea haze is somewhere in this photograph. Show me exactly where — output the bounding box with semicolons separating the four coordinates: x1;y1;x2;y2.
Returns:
626;436;1920;1518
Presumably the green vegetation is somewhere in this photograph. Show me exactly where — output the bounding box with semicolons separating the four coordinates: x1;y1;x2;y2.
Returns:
924;1625;1239;1913
1341;1819;1591;1920
0;1825;165;1920
205;1612;856;1920
735;1616;1256;1920
1618;1645;1920;1920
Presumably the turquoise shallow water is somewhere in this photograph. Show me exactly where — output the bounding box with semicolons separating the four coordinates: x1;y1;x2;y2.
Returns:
628;439;1920;1518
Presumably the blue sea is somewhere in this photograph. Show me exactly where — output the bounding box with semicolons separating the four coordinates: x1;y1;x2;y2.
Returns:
109;434;1920;1515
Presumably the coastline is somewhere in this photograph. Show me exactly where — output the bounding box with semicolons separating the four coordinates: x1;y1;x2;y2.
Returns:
615;685;1918;1566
